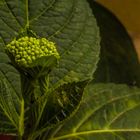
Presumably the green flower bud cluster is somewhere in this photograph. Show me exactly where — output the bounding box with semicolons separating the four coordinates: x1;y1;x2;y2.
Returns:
6;37;60;67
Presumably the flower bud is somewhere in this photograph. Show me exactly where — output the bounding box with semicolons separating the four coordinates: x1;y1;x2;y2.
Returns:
6;36;60;67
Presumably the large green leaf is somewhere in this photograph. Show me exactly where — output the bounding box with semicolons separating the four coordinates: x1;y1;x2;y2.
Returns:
48;83;140;140
88;1;140;86
29;0;100;86
0;63;24;136
0;5;23;134
0;0;100;86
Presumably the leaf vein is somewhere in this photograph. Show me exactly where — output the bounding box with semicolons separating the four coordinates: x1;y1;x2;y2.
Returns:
29;0;56;23
73;92;140;132
3;0;23;28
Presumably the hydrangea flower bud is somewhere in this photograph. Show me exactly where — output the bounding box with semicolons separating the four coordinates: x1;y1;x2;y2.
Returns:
6;37;60;67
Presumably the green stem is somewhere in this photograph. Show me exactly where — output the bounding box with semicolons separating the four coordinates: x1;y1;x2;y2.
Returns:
33;75;50;129
19;99;24;137
26;0;29;28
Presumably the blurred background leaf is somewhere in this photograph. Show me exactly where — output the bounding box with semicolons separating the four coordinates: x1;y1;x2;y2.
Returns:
98;0;140;58
87;1;140;86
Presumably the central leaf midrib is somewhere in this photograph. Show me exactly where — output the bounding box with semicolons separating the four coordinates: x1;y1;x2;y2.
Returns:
26;0;29;27
50;1;90;86
105;102;140;128
0;101;18;130
48;0;75;39
73;92;140;132
52;129;140;140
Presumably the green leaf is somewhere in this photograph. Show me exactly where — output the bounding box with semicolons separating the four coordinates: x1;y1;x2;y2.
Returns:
0;3;24;134
21;56;58;78
0;37;10;63
48;83;140;140
25;81;87;140
40;81;87;126
0;0;24;64
29;0;100;86
0;0;25;43
88;1;140;86
0;63;24;136
24;0;100;134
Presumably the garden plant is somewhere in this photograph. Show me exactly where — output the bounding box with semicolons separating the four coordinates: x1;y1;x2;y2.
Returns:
0;0;140;140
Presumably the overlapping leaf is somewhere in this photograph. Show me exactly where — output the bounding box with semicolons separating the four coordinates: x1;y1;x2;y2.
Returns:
0;63;23;135
48;83;140;140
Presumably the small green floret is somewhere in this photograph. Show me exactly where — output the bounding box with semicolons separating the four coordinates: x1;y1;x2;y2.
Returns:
6;37;60;67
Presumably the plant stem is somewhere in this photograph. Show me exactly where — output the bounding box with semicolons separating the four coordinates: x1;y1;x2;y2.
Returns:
33;75;50;130
26;0;29;28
